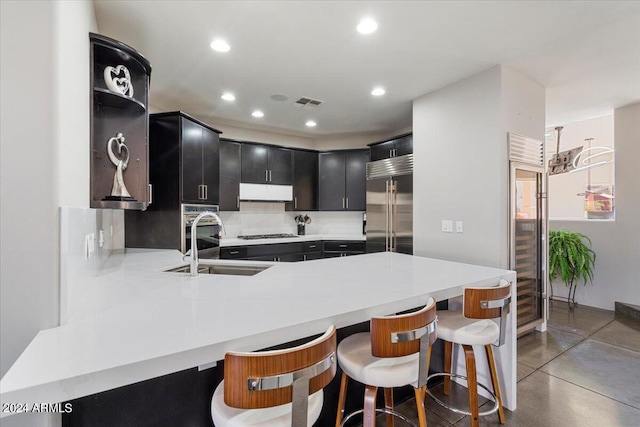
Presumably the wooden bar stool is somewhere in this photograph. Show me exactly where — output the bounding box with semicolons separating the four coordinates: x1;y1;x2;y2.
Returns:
335;298;437;427
426;280;511;427
211;325;337;427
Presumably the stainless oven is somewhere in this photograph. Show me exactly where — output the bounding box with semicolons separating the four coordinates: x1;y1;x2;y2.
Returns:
181;204;221;259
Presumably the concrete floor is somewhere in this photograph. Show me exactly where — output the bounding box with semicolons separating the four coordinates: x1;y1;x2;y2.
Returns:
349;302;640;427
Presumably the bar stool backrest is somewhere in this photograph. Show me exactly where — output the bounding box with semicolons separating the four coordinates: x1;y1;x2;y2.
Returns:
463;279;512;346
370;298;437;388
223;325;337;425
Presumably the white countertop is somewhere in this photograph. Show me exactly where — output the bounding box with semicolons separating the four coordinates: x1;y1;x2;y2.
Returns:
0;250;515;413
220;234;365;247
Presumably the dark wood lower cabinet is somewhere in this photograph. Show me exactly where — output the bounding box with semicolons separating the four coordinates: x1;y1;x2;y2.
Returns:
219;240;365;262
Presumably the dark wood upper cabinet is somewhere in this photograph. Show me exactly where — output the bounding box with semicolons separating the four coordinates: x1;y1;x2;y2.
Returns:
369;133;413;161
201;126;220;204
219;140;241;211
369;140;395;161
268;147;293;185
241;144;292;185
90;33;152;210
344;150;368;211
149;112;221;205
318;149;368;211
289;149;318;211
241;144;269;183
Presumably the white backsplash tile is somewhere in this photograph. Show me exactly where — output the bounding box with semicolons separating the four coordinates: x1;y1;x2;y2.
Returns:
219;202;364;237
60;207;124;325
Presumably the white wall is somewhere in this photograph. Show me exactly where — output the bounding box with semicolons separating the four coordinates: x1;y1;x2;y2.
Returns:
546;115;614;219
0;1;96;426
413;66;544;269
550;102;640;310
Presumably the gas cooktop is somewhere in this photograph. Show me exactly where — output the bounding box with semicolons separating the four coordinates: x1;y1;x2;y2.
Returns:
237;233;299;240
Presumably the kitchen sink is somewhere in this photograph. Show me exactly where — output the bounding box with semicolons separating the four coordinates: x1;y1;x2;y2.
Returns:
165;264;270;276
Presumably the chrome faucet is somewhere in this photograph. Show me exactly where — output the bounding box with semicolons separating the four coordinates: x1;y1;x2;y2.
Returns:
189;211;225;276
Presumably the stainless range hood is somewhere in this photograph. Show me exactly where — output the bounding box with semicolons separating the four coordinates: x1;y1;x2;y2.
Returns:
239;183;293;202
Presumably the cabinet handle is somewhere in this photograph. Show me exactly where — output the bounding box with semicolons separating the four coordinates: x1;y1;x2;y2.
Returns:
269;170;272;182
390;149;393;158
309;245;316;248
339;244;347;248
342;198;345;209
198;185;202;200
265;170;269;182
148;184;153;204
229;251;239;255
346;198;349;209
294;197;297;209
303;254;307;261
203;185;208;200
237;196;240;209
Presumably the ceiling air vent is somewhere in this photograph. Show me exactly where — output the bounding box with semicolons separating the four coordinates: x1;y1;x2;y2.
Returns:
293;97;323;109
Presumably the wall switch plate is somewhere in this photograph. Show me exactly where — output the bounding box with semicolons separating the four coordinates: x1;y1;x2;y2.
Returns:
442;220;453;233
456;221;463;233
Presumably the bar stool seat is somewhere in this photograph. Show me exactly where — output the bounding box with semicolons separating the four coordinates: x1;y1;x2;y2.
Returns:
434;311;499;346
425;280;511;427
211;325;337;427
338;332;421;388
335;298;438;427
211;383;324;427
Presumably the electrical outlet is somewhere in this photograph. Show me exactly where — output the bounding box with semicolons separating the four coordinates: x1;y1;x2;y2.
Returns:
442;220;453;233
456;221;463;233
85;233;95;259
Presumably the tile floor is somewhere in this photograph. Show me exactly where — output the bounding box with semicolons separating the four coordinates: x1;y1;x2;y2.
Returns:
351;302;640;427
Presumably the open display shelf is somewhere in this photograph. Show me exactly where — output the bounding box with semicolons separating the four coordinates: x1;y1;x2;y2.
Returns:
90;33;152;210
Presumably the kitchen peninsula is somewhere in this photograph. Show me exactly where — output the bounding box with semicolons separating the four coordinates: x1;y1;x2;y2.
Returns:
0;250;517;422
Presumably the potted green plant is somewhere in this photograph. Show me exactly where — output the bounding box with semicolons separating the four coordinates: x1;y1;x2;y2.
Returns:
548;229;596;309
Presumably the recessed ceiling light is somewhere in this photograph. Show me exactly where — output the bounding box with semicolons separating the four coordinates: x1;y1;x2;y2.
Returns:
221;93;235;101
210;39;230;52
306;120;317;127
371;87;386;96
357;19;378;34
252;110;264;118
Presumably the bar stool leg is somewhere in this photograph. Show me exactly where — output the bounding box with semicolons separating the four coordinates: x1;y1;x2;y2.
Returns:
443;340;453;395
335;372;349;427
485;345;506;424
363;385;378;427
384;388;395;427
414;385;427;427
462;345;479;427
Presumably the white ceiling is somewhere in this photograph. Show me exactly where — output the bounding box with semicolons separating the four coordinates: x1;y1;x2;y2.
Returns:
94;1;640;138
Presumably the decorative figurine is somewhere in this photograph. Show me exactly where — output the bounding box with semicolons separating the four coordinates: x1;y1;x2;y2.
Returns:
106;132;134;200
103;65;134;97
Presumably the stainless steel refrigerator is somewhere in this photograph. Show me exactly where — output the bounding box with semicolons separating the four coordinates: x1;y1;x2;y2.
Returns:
366;154;413;254
508;133;547;334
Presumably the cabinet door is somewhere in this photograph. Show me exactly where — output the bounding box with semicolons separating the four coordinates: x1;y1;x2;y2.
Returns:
241;144;269;183
268;147;293;185
181;118;203;202
394;134;413;157
201;127;219;204
370;140;394;161
303;251;323;261
318;152;346;210
345;150;368;211
219;140;241;211
292;150;318;210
